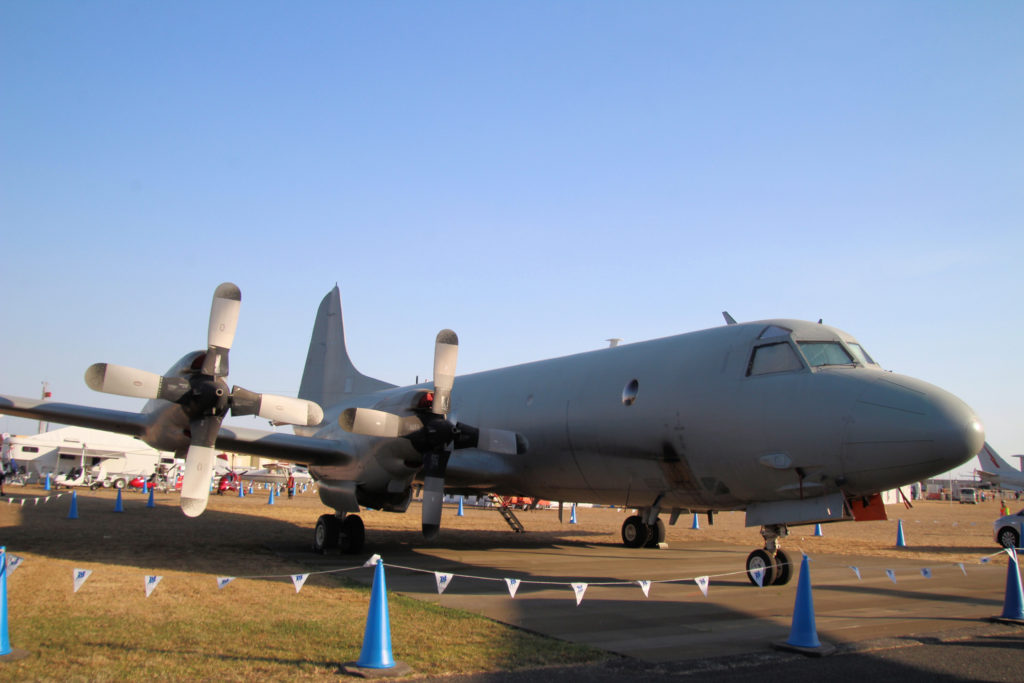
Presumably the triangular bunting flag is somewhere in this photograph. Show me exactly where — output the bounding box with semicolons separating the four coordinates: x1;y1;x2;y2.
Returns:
885;569;897;584
34;497;39;505
920;568;932;579
73;568;92;593
7;554;24;575
291;574;309;593
637;580;651;597
216;577;235;590
849;566;862;581
363;554;382;568
694;575;710;597
45;496;51;503
434;572;453;595
751;566;765;587
571;582;588;606
19;499;24;507
958;563;967;576
505;578;520;598
144;575;163;598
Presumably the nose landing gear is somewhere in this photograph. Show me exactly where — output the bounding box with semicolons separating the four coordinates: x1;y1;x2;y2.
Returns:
745;524;793;586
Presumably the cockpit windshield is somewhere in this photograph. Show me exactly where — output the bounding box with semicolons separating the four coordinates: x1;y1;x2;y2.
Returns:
797;342;854;367
847;343;876;366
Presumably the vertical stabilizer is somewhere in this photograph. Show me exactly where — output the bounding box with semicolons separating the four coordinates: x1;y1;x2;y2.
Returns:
297;287;395;435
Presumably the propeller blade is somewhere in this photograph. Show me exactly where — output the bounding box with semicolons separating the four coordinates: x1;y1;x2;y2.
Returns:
202;283;241;377
477;428;521;455
84;363;189;401
338;407;420;438
230;387;323;426
179;417;220;517
421;475;445;538
432;329;458;415
208;283;242;350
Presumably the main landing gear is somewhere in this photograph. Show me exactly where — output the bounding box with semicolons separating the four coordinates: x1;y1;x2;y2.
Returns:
745;524;793;586
621;514;666;549
313;513;365;554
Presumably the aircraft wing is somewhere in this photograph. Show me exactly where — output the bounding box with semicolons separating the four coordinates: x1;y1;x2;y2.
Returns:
0;394;151;437
0;394;354;468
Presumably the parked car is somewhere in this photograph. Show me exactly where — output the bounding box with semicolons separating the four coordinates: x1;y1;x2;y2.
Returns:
993;508;1024;548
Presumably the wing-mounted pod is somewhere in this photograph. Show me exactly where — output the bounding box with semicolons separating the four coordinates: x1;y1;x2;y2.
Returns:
339;329;528;538
85;283;325;518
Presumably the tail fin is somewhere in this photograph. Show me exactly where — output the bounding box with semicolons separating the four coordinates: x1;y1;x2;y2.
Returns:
296;287;395;434
978;443;1019;474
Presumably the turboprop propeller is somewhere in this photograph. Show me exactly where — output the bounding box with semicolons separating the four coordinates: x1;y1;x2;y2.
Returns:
338;329;526;538
84;283;324;518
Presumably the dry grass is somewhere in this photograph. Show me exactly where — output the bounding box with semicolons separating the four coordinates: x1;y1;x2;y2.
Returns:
0;487;605;680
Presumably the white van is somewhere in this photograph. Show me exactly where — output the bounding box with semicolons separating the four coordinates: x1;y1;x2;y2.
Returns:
958;487;977;504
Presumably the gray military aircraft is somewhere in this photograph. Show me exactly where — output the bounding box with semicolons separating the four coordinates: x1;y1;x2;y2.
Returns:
0;283;984;586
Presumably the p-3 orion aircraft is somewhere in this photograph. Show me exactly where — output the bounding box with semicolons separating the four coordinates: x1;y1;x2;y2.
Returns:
0;284;984;586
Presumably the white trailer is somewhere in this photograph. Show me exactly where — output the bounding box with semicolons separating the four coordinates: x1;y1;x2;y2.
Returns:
3;426;174;486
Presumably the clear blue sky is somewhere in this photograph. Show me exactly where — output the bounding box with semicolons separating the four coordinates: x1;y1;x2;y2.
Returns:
2;2;1021;478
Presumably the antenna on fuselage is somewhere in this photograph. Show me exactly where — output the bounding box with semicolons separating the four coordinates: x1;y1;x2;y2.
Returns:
722;312;737;325
606;338;622;348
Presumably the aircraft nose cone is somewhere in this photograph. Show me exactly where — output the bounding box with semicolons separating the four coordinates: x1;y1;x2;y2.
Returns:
844;374;984;485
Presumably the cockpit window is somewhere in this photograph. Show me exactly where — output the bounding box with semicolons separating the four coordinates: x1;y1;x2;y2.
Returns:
797;342;854;367
747;342;804;376
758;325;791;339
847;343;876;366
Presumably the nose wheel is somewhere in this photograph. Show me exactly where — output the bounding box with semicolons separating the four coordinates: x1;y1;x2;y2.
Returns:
745;525;793;586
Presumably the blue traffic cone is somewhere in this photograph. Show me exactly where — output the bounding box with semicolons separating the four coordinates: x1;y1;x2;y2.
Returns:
569;504;577;524
357;559;395;669
67;491;79;520
146;487;155;508
268;488;275;505
238;482;245;498
773;554;834;654
457;496;465;517
691;513;700;530
995;549;1024;623
44;473;51;492
113;489;124;513
814;523;823;537
0;547;11;655
142;480;148;494
896;519;906;547
248;483;253;495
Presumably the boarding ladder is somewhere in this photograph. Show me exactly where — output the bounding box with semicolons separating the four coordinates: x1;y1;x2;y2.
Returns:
489;494;525;533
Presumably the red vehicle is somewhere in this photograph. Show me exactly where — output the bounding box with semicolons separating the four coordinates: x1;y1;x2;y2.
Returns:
128;473;183;492
217;471;241;494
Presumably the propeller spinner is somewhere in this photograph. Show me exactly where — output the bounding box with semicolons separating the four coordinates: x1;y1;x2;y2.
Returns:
85;283;324;518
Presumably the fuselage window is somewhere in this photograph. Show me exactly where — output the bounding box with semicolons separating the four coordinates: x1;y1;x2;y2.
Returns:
797;342;854;367
847;343;877;366
747;342;803;376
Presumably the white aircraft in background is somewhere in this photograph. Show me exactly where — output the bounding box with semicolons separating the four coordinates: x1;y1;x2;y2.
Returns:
976;443;1024;492
0;283;984;586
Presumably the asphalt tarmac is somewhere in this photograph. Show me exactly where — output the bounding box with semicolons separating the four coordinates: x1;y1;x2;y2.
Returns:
282;531;1024;681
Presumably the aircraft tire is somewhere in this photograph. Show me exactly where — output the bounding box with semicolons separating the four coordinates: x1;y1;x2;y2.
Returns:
746;549;776;587
772;548;793;586
644;518;666;548
313;514;341;554
997;527;1019;549
621;515;650;548
340;515;365;554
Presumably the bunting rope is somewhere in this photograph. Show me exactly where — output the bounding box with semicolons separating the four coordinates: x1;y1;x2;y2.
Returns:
3;546;1019;601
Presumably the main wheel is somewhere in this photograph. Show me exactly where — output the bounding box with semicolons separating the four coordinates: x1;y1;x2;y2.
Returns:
113;478;126;489
313;514;341;553
621;515;650;548
340;515;366;554
772;548;793;586
746;549;777;587
997;527;1020;549
644;518;666;548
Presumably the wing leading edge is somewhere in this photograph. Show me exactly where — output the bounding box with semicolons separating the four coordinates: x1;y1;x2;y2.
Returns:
0;394;354;468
